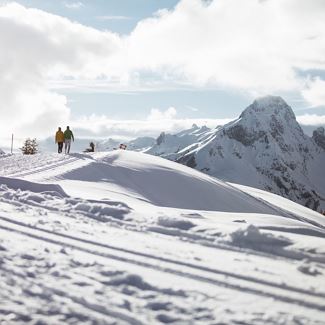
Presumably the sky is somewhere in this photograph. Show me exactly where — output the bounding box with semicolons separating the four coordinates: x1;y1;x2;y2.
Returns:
1;0;325;147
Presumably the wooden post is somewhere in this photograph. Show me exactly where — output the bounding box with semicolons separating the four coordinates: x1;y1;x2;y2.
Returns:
11;134;13;154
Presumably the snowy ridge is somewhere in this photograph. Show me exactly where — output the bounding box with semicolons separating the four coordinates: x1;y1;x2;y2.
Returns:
1;151;325;324
146;124;215;160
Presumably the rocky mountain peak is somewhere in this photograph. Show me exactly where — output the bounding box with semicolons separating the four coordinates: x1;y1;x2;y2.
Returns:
156;132;166;145
240;95;296;124
312;127;325;150
225;96;304;149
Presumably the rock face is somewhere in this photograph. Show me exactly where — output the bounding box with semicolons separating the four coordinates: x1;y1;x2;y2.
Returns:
313;127;325;150
146;96;325;212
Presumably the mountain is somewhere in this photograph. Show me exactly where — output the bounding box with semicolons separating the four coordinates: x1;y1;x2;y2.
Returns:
146;124;215;160
147;96;325;212
97;138;120;151
98;137;156;152
126;136;156;151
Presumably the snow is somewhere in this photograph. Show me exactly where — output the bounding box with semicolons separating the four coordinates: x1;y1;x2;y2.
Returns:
1;151;325;324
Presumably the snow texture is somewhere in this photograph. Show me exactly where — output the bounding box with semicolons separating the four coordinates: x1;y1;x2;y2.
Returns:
1;150;325;324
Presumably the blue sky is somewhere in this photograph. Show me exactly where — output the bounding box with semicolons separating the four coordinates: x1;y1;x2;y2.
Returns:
14;0;179;34
0;0;325;144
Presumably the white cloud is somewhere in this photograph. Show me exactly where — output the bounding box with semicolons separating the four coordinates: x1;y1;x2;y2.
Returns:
297;114;325;126
147;107;177;121
0;3;121;142
4;0;325;94
97;15;131;21
64;2;84;9
1;0;325;143
186;106;199;112
57;0;325;103
301;78;325;107
70;114;232;140
124;0;325;94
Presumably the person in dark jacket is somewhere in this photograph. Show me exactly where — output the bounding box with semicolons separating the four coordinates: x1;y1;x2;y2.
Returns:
55;127;64;153
64;126;74;154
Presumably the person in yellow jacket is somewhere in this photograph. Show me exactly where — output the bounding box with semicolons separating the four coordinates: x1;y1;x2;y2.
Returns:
55;127;64;153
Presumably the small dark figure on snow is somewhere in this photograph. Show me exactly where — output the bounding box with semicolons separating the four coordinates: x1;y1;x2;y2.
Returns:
84;142;95;153
119;143;127;150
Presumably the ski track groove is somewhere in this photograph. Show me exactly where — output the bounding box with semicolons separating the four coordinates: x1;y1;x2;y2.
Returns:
6;156;80;179
1;183;321;265
0;215;325;312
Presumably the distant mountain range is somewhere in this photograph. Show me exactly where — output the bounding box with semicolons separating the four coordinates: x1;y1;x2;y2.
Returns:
132;96;325;212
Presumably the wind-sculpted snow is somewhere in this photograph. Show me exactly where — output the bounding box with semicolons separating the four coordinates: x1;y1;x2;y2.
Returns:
1;151;325;324
0;176;68;198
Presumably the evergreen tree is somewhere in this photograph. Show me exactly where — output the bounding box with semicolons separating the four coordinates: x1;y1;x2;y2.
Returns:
21;138;38;155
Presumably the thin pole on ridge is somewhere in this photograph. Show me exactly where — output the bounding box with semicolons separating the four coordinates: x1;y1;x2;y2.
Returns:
10;134;13;154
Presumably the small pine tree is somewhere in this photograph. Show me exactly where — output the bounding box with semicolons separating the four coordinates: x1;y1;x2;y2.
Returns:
21;138;38;155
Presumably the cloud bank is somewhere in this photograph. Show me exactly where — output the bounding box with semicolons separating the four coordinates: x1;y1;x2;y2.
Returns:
1;0;325;143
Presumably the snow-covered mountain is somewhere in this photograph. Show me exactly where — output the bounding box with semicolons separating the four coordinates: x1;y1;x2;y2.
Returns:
1;151;325;324
122;136;156;152
146;124;215;159
146;96;325;212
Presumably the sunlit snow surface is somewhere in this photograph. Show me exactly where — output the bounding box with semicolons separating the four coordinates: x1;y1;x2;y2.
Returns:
0;151;325;324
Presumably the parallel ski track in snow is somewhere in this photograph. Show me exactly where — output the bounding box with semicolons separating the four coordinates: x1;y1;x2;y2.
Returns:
0;215;324;312
6;155;80;178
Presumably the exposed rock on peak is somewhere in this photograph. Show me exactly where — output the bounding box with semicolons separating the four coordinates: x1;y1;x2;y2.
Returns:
312;127;325;150
156;132;166;145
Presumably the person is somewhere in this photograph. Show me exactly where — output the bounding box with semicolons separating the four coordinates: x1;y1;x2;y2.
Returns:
64;126;74;154
55;127;64;153
84;142;95;153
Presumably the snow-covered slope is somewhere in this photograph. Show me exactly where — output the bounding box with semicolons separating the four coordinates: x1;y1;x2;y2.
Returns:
148;96;325;212
0;151;325;324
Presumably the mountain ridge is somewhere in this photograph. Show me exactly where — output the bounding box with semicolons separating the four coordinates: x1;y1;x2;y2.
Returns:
144;96;325;212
